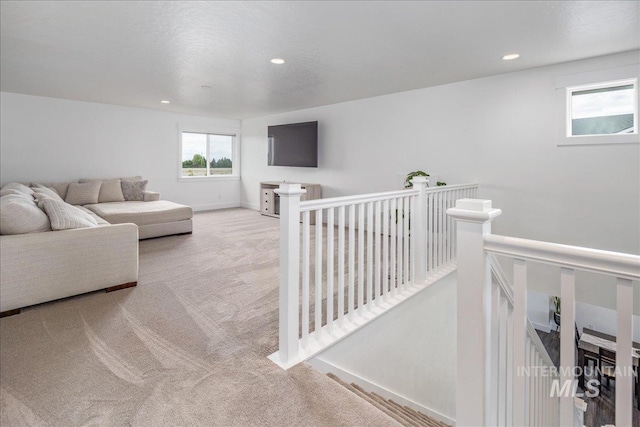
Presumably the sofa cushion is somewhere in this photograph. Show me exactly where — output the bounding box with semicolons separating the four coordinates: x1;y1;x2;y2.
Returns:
84;201;192;227
0;194;51;235
65;181;101;205
40;199;98;230
32;185;65;203
1;182;34;197
121;180;148;201
34;182;71;199
79;176;142;183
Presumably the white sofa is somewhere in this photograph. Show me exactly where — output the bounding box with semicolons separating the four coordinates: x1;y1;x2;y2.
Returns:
0;177;193;316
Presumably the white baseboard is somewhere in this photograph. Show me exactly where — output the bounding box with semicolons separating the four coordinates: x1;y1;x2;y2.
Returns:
307;357;456;426
240;201;259;211
192;201;241;212
531;321;552;333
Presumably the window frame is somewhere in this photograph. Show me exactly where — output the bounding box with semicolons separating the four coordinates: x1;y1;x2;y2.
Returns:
177;126;240;182
556;64;639;147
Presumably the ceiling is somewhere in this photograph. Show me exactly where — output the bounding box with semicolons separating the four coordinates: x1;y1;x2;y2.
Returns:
1;1;638;119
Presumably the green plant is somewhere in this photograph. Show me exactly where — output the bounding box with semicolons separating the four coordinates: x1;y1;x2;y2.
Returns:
404;171;429;188
552;296;561;314
436;181;447;186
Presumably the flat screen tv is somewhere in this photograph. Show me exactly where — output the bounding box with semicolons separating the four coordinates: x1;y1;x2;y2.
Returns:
268;121;318;167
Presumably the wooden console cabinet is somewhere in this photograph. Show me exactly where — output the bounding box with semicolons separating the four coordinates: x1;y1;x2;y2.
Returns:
260;181;321;223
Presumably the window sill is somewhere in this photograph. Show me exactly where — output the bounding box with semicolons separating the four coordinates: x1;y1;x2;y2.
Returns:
557;134;639;147
178;176;240;182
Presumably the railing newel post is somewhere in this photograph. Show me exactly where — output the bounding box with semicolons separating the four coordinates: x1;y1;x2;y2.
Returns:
447;199;502;426
275;183;306;365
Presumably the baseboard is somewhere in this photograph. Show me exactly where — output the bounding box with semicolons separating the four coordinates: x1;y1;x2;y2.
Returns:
191;201;241;212
240;201;259;211
531;321;551;333
307;357;456;426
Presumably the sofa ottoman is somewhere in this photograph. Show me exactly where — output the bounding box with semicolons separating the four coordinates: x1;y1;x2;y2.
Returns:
83;200;193;239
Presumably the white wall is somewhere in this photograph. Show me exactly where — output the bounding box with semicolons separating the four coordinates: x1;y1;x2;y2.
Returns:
241;51;640;312
0;92;241;210
527;290;552;333
309;272;457;424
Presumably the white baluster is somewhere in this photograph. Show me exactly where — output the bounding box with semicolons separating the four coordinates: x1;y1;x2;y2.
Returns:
302;211;310;348
513;258;527;427
427;192;432;273
375;201;381;302
559;267;575;427
327;208;334;332
367;202;374;308
348;204;355;318
338;206;345;325
498;295;509;426
506;305;514;427
390;198;397;297
315;209;323;333
403;197;410;285
358;204;365;314
616;277;634;426
397;199;404;288
383;199;389;300
274;183;305;364
490;281;500;426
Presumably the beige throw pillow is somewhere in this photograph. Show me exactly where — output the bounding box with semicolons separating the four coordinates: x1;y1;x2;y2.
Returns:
65;181;101;205
121;179;148;201
98;179;125;203
40;199;98;230
0;194;51;235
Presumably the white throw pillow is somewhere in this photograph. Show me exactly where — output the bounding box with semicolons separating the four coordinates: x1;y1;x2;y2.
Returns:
0;194;51;235
32;185;65;203
40;199;98;230
1;182;34;197
65;181;101;205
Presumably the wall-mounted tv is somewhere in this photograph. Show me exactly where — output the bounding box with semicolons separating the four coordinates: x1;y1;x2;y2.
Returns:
268;121;318;167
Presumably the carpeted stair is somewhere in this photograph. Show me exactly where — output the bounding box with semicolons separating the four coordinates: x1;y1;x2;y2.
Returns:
327;373;452;427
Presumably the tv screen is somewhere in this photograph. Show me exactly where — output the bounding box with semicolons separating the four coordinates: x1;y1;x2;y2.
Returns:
268;121;318;167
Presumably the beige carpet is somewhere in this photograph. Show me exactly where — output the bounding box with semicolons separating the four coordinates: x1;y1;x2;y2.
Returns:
0;208;400;427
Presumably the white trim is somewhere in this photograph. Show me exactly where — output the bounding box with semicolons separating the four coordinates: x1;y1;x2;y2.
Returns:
307;357;456;426
178;175;240;182
530;321;552;334
556;64;640;146
191;201;241;212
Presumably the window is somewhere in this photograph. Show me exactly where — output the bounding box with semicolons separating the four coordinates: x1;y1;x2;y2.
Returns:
568;80;636;137
556;65;639;146
179;131;238;179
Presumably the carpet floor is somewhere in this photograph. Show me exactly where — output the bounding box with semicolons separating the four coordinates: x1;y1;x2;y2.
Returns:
0;208;400;427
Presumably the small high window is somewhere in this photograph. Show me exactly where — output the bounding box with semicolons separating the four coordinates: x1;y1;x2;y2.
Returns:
568;79;636;137
180;131;237;178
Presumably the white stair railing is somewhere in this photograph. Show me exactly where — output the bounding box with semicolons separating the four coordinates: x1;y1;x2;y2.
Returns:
448;199;640;427
269;180;479;369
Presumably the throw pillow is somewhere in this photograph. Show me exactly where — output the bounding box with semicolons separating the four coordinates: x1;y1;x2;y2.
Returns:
0;188;26;198
65;181;101;205
40;198;98;230
0;194;51;235
121;179;148;201
1;182;34;196
98;179;125;203
32;185;65;203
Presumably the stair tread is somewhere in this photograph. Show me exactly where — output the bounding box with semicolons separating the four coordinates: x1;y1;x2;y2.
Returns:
327;372;451;427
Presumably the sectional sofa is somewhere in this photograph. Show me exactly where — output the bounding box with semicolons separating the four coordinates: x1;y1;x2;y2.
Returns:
0;177;193;316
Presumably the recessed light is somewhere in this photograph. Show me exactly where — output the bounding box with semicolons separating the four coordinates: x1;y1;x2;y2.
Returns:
160;100;170;104
270;58;285;65
502;53;520;61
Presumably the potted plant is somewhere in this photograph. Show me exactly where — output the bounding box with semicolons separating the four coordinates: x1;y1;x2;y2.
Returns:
404;171;429;188
552;296;561;329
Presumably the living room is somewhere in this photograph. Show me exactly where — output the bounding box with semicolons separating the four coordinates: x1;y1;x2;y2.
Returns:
1;2;639;426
